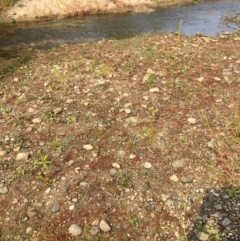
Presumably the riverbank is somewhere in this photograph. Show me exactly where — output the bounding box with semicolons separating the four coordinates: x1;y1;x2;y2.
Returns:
2;0;193;22
0;31;240;240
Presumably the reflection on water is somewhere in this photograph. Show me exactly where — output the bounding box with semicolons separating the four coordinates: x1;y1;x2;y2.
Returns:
0;0;240;48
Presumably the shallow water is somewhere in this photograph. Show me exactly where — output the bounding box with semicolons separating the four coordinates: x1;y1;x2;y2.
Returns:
0;0;240;48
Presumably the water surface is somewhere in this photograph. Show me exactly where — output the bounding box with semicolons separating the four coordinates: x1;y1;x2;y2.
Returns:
0;0;240;48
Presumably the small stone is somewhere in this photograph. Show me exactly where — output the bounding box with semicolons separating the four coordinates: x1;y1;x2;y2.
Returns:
83;144;93;150
28;107;35;113
207;139;214;148
32;118;42;124
213;76;221;81
13;146;21;152
99;219;111;232
53;108;63;115
26;227;32;234
69;205;75;210
222;218;231;227
172;159;186;168
129;154;136;159
214;203;222;211
143;96;149;101
45;187;51;194
196;232;209;241
14;77;19;82
117;150;126;158
165;199;173;206
144;162;152;169
149;87;160;93
92;219;100;226
90;226;100;235
125;108;131;114
110;168;117;176
187;118;197;124
181;177;193;183
79;182;89;188
170;175;179;182
112;162;121;169
0;150;6;156
52;203;60;213
0;186;8;194
68;224;83;236
126;116;138;123
16;152;29;161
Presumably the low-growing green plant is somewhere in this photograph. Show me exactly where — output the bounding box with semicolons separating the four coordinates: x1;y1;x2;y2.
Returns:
129;216;139;226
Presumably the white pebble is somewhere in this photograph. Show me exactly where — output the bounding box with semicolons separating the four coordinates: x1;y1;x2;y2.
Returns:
83;144;93;150
144;162;152;169
187;117;197;124
16;152;29;161
68;224;83;236
170;175;179;182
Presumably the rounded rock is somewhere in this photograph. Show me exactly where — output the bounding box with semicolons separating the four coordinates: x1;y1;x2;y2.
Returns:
99;219;111;232
110;168;117;176
112;162;121;169
187;118;197;124
172;159;186;168
83;144;93;150
16;152;29;161
196;232;209;241
170;175;179;182
68;224;83;236
0;186;8;194
52;203;60;213
144;162;152;169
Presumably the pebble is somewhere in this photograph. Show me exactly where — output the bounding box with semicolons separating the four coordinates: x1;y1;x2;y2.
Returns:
0;186;8;194
0;150;6;156
112;162;121;169
126;116;138;123
172;159;186;168
32;118;42;124
16;152;29;161
52;203;60;213
53;108;63;115
149;87;160;93
181;177;193;183
144;162;152;169
165;199;173;206
26;227;32;234
125;108;132;114
143;96;149;101
68;224;83;236
90;226;100;235
214;203;223;211
83;144;93;150
69;205;75;210
213;76;221;81
117;150;126;158
99;219;112;232
129;154;136;159
110;168;117;176
187;118;197;124
196;232;209;241
207;139;214;148
222;218;231;227
79;182;89;188
13;77;19;82
0;119;5;124
170;175;179;182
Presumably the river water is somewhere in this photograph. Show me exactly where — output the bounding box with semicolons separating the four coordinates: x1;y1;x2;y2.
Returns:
0;0;240;48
